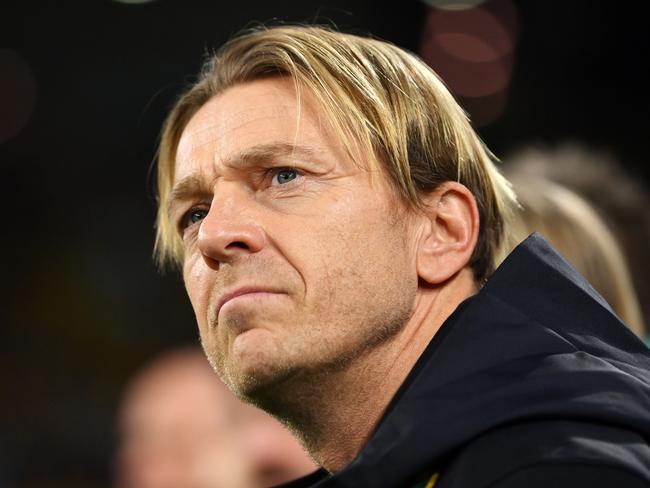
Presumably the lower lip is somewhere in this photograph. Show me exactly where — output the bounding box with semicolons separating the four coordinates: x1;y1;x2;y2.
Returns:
219;292;284;316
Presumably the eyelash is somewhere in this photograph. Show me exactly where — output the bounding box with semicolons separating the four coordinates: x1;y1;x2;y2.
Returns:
179;206;209;234
267;167;302;187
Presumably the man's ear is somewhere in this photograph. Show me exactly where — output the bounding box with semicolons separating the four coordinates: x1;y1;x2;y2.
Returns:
416;181;479;285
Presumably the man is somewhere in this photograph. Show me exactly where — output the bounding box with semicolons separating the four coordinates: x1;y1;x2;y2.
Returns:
153;25;650;487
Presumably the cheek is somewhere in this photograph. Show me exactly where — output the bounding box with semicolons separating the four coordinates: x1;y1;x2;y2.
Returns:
183;259;212;328
298;201;411;296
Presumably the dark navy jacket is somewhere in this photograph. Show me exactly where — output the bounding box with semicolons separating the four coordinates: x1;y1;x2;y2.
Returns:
281;234;650;487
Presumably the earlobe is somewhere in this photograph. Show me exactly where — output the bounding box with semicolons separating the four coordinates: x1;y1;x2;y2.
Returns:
416;182;479;285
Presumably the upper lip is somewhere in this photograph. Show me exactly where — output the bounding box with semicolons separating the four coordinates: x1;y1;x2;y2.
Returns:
216;286;284;316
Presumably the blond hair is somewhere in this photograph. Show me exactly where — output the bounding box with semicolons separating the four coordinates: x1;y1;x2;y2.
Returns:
155;25;517;282
501;174;645;337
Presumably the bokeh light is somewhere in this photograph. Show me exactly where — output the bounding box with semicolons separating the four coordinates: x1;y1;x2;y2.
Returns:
419;0;518;126
421;0;487;10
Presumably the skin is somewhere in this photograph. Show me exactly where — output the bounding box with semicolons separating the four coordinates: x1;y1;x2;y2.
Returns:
171;77;479;471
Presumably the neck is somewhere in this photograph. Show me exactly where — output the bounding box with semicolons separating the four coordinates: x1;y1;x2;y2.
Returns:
255;269;477;473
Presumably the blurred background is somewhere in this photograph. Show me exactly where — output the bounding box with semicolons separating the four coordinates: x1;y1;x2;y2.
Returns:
2;0;649;486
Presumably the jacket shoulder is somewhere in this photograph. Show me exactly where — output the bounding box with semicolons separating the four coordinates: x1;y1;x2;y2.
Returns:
436;419;650;488
486;464;648;487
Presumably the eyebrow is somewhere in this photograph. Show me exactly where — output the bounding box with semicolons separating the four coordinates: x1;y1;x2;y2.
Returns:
167;175;212;218
167;142;319;218
225;142;318;169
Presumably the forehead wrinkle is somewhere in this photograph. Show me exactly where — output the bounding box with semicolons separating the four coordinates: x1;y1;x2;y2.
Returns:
182;104;297;153
219;142;322;170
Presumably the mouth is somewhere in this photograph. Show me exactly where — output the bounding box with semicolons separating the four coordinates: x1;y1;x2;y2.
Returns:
216;286;286;319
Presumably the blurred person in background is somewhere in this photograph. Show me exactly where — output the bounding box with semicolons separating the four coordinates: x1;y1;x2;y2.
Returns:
503;143;650;344
499;171;646;338
114;346;317;488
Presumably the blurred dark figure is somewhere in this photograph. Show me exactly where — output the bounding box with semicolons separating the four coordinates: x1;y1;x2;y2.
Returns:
114;346;317;488
501;145;647;339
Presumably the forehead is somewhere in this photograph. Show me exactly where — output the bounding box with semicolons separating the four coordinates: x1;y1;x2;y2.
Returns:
174;78;332;182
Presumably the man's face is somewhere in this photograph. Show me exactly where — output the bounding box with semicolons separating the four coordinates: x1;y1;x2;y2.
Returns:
172;77;419;397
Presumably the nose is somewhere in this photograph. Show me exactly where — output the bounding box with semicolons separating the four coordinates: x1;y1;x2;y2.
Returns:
196;184;266;267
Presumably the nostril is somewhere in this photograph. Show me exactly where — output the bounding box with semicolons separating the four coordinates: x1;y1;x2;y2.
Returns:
226;241;249;250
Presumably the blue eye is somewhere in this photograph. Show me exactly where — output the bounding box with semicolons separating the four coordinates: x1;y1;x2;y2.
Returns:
182;208;208;230
272;168;298;185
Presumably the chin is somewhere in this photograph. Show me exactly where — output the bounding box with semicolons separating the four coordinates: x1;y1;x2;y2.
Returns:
228;359;298;407
224;340;296;403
